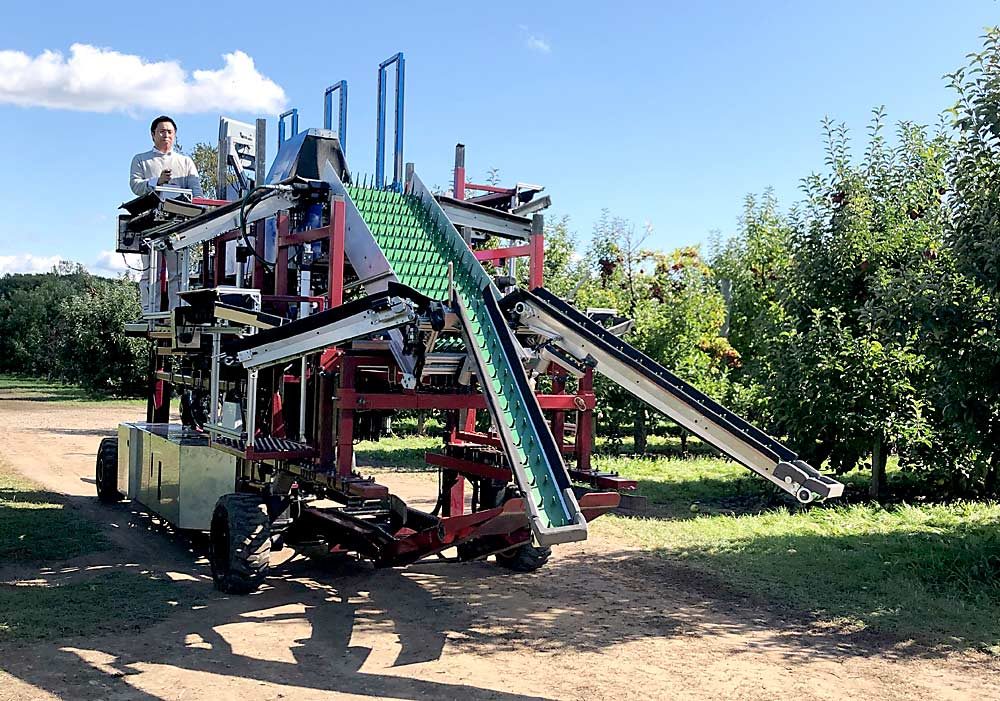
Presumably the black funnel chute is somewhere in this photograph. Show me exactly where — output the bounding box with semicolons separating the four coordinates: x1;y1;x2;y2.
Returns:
266;129;351;185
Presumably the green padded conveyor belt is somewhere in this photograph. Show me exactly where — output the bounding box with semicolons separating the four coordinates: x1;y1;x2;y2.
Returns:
345;185;582;541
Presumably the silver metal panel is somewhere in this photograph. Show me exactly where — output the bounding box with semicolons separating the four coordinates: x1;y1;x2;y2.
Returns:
177;443;237;530
145;430;180;525
436;197;532;240
322;161;394;293
118;424;133;497
236;303;416;369
119;423;237;530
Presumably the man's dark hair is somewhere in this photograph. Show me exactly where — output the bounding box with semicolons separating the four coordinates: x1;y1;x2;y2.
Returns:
150;115;177;134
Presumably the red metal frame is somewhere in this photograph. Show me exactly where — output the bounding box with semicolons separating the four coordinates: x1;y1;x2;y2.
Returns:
153;154;620;568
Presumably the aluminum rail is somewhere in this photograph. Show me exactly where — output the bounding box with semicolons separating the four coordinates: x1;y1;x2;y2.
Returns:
148;187;298;252
507;288;845;503
234;293;416;370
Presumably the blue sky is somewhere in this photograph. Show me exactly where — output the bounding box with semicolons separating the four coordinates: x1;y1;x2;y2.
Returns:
0;1;996;276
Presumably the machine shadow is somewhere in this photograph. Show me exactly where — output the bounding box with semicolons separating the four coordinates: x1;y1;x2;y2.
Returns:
4;510;974;701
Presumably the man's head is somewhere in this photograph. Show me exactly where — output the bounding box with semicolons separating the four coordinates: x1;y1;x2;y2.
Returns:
150;115;177;153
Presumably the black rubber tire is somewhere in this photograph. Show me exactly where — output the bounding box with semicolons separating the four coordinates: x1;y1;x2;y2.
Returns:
95;437;122;503
209;494;270;594
494;542;552;573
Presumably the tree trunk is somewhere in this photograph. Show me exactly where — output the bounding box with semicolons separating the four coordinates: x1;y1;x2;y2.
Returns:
870;437;888;500
416;410;426;436
984;450;999;496
679;429;688;456
633;408;647;455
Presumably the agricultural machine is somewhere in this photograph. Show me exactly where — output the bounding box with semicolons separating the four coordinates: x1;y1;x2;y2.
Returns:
99;53;843;594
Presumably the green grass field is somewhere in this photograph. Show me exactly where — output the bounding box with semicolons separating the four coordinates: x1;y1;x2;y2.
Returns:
0;460;199;643
0;461;108;561
0;374;144;406
593;454;1000;652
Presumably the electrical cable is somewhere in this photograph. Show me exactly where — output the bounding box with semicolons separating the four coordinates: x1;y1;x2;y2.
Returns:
121;252;148;273
237;186;282;271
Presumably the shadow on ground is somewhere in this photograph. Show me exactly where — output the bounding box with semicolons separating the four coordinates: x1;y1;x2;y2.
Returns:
2;479;996;701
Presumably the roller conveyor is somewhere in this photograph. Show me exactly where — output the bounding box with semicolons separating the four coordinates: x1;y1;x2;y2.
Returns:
504;287;844;503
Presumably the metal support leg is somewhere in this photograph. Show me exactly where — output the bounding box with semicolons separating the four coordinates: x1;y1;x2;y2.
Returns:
246;369;258;449
299;357;308;442
210;333;221;425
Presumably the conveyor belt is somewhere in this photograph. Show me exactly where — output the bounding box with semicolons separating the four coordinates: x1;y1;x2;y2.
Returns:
505;288;844;503
345;185;586;545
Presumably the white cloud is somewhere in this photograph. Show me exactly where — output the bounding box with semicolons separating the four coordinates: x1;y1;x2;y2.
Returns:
519;27;551;53
0;44;287;114
0;253;62;275
91;250;141;279
0;250;140;279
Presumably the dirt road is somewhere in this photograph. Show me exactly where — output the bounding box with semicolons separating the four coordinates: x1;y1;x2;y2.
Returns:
1;388;997;700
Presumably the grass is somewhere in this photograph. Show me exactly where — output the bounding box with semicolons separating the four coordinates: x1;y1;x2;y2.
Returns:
0;461;198;643
594;454;1000;652
0;571;199;643
355;434;442;472
592;453;773;518
0;374;144;406
0;462;108;561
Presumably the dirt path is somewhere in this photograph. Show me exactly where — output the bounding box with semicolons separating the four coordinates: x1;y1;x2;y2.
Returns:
1;389;998;701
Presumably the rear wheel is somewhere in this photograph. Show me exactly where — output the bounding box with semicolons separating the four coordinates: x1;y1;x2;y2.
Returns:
482;484;551;573
494;542;551;572
95;437;122;503
209;494;270;594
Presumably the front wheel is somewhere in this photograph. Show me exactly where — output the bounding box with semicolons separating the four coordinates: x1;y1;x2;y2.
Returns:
95;437;122;503
209;494;270;594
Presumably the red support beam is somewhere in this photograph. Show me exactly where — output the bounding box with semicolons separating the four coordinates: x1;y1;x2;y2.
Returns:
275;214;290;303
447;474;465;516
455;430;502;450
336;389;487;411
550;374;567;449
426;453;512;482
319;371;335;468
201;242;212;287
253;220;266;288
329;196;346;309
336;357;357;477
213;239;225;285
453;144;466;200
575;369;595;473
474;245;531;263
464;183;515;195
529;214;545;289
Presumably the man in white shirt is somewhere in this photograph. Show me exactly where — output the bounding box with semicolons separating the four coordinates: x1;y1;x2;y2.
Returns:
129;116;202;311
130;116;203;197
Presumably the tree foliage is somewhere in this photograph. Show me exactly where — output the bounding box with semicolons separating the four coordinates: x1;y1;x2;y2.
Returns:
0;268;147;396
579;212;735;449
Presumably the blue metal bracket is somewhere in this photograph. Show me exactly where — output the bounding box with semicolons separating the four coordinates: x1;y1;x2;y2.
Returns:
278;108;299;147
323;81;348;155
375;52;405;191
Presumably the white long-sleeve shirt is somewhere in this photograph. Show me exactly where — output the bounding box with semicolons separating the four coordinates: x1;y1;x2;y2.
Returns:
129;148;203;197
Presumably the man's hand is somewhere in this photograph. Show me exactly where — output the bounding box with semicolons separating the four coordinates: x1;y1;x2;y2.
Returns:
156;169;172;186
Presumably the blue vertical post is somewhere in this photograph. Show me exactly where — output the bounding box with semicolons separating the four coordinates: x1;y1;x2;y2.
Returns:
375;52;405;190
393;55;405;190
323;80;348;155
278;108;299;147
